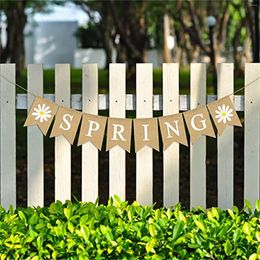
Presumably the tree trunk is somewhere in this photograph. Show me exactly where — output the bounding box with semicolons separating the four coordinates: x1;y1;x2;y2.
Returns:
2;2;27;75
163;13;172;63
109;0;147;84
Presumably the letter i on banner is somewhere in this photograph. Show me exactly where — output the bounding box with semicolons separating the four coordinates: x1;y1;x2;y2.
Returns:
207;96;242;135
24;96;58;135
50;106;82;144
133;118;159;152
106;118;132;152
78;113;107;149
183;106;216;144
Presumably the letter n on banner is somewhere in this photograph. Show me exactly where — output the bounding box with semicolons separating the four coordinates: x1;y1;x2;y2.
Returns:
50;106;82;144
24;96;58;135
159;114;188;150
106;118;132;152
78;114;107;149
184;106;216;144
133;118;159;152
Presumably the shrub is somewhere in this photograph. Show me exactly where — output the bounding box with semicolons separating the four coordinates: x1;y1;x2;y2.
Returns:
0;196;259;259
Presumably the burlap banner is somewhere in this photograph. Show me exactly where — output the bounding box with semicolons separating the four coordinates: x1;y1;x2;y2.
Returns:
106;118;132;152
50;106;82;144
24;94;243;151
24;96;58;135
183;106;216;144
133;118;159;152
207;96;242;135
78;114;107;149
159;114;188;150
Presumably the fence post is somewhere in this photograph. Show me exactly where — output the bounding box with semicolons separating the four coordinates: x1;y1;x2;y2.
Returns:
163;63;179;207
109;64;126;200
54;64;71;203
217;63;234;209
0;64;16;209
27;64;44;207
190;63;207;209
245;63;260;206
136;63;153;205
82;64;99;202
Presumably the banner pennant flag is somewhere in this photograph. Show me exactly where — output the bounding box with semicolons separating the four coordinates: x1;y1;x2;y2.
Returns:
159;114;188;150
134;118;159;152
50;106;82;144
106;118;132;152
78;113;107;150
207;96;242;135
183;106;216;144
24;96;58;135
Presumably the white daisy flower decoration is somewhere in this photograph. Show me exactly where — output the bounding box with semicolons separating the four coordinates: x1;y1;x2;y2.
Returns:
215;104;233;124
32;104;52;123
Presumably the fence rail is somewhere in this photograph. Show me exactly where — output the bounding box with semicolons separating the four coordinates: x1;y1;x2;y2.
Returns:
0;63;259;210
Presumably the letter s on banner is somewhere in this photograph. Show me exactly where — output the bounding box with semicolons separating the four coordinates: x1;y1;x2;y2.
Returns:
50;106;82;144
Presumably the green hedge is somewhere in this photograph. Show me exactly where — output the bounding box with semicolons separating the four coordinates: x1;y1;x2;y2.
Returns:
0;197;259;259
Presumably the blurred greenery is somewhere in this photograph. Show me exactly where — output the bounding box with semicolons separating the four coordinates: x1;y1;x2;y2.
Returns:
17;68;244;95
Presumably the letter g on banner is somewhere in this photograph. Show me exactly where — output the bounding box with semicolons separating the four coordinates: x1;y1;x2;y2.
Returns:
184;106;215;144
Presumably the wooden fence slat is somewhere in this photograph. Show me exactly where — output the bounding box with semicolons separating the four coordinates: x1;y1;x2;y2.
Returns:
163;63;179;207
217;63;234;209
82;64;99;202
190;63;207;208
27;64;44;207
136;63;153;205
55;64;71;202
245;63;260;206
109;64;126;199
0;64;16;209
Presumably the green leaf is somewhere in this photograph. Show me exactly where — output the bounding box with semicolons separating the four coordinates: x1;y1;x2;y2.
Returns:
233;229;241;243
172;221;184;241
149;224;157;237
242;222;252;235
249;253;257;260
255;200;260;212
64;208;72;220
18;211;27;224
245;200;252;214
224;240;232;256
211;207;219;219
227;209;235;219
67;221;74;233
146;239;156;254
194;220;205;232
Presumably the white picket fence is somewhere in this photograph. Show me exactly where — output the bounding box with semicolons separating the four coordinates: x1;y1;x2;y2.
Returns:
0;63;259;210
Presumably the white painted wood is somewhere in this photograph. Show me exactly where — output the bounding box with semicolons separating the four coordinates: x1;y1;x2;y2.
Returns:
82;64;99;202
55;64;71;202
109;64;126;200
244;63;260;206
0;64;16;209
27;64;44;207
163;63;179;207
190;63;207;208
217;63;234;208
15;93;245;111
136;63;153;205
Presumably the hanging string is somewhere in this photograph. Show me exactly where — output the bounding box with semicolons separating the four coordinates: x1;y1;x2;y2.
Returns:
0;73;259;100
228;76;260;96
0;74;36;97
